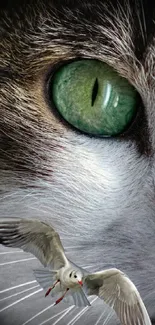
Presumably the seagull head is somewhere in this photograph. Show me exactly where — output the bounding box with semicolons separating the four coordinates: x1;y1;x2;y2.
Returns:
69;270;83;286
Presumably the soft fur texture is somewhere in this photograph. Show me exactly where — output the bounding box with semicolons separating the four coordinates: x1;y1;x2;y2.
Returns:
0;0;155;324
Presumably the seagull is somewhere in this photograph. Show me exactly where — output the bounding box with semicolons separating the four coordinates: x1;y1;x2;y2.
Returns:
0;218;152;325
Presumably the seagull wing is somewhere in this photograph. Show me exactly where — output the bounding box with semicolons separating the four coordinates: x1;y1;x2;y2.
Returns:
84;268;151;325
0;218;68;269
63;287;91;307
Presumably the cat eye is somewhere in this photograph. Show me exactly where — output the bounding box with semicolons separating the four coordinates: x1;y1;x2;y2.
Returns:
50;59;138;136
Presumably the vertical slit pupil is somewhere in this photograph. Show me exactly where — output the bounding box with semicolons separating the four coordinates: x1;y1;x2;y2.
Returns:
91;78;99;106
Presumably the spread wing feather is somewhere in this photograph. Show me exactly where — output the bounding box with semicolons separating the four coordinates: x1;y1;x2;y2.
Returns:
0;218;68;269
84;268;151;325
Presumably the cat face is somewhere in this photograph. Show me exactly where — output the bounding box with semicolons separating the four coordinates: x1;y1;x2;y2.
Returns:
0;0;155;324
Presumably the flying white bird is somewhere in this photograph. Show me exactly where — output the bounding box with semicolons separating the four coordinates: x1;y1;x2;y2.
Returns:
0;218;152;325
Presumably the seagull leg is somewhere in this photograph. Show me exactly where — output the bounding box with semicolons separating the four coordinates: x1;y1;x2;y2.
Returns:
45;280;60;297
54;288;69;305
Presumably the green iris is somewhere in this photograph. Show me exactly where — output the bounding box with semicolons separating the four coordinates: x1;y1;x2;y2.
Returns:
51;59;137;136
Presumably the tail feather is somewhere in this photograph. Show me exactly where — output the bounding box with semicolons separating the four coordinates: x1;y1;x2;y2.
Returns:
33;268;59;297
63;288;91;307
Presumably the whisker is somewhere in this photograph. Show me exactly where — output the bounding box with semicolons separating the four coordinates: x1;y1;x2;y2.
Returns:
0;250;22;255
52;306;75;325
21;303;55;325
81;265;93;269
0;257;36;266
67;306;88;325
65;246;86;250
0;288;42;313
94;309;108;325
0;285;39;302
37;306;74;325
67;297;98;325
94;299;115;325
102;309;114;325
0;281;37;294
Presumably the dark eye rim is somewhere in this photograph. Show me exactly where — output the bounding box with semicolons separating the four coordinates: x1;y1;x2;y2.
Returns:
118;98;144;138
45;57;84;87
46;58;143;139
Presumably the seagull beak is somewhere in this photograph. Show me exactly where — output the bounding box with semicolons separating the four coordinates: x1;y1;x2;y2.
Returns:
78;280;83;286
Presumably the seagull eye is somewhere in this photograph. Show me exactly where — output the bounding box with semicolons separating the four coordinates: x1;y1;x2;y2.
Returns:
74;275;77;278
